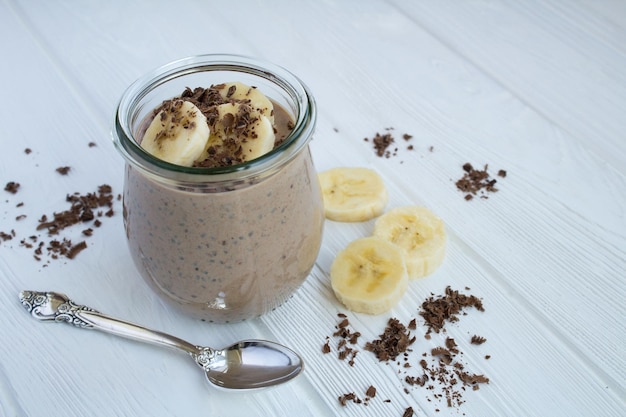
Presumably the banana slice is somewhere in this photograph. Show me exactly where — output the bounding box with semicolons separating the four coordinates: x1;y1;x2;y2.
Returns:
330;236;408;314
203;102;276;163
318;167;388;222
140;100;210;166
373;206;446;279
215;81;275;125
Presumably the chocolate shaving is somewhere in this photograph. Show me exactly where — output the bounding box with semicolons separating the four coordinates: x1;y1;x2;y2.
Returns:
419;286;484;334
323;288;489;411
411;339;489;408
66;241;87;259
162;84;293;168
36;185;114;235
365;318;416;361
455;163;505;200
326;314;361;366
364;129;422;160
364;131;396;158
457;371;489;385
406;374;428;387
1;184;117;262
408;318;417;330
338;392;361;406
45;238;87;260
4;181;20;194
471;335;487;345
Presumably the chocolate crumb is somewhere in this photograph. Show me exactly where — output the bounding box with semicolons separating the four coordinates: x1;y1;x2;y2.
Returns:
471;335;487;345
338;393;354;406
324;289;489;411
56;166;71;175
67;241;87;259
455;163;505;200
402;406;414;417
365;318;415;362
445;337;458;352
419;286;484;334
457;371;489;385
4;182;20;194
88;142;97;147
338;392;361;406
326;314;362;366
24;148;32;154
1;184;117;261
367;132;395;158
36;184;114;235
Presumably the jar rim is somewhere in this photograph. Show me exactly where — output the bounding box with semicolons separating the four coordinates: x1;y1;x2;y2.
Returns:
112;54;316;183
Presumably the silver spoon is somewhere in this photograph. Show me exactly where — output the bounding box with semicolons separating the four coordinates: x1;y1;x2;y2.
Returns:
18;290;303;390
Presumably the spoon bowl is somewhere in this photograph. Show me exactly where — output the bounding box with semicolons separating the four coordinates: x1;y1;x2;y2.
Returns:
205;340;303;389
18;290;303;390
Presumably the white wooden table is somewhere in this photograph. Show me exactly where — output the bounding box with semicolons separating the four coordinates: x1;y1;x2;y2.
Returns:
1;1;624;416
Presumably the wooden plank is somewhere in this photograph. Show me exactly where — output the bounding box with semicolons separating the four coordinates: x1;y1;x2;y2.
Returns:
391;0;626;177
0;0;624;416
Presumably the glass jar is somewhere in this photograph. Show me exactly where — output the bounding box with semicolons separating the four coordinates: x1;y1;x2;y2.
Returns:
112;54;323;323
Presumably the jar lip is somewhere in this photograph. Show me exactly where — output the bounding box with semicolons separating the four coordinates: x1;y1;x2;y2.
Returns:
112;54;316;181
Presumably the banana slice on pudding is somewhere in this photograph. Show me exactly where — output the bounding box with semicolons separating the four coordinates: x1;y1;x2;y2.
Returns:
140;100;210;167
202;102;276;163
214;81;275;125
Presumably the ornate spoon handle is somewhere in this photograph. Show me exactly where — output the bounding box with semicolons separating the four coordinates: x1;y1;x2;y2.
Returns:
19;290;204;358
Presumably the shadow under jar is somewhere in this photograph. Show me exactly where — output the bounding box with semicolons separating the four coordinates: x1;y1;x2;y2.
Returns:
112;54;323;323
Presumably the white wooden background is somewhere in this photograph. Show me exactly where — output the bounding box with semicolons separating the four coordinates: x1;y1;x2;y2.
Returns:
1;1;624;416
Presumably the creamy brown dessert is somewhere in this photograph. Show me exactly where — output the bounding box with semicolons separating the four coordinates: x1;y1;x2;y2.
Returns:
122;81;323;322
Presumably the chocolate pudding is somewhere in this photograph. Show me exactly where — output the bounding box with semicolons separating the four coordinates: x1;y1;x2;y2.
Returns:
113;55;322;322
123;148;322;322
